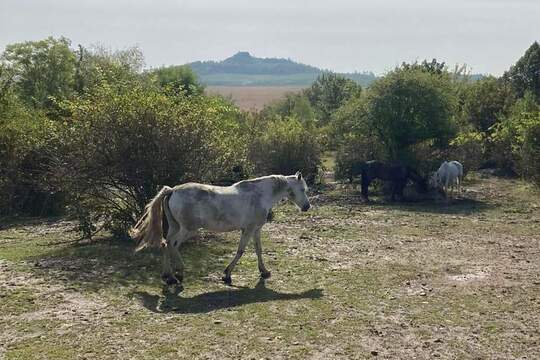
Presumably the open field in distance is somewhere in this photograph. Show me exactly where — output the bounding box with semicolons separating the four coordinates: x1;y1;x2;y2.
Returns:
206;86;305;111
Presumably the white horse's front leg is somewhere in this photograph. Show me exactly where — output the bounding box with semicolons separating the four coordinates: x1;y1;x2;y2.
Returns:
223;228;254;285
253;227;271;279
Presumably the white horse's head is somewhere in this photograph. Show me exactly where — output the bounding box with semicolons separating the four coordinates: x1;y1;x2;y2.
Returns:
429;171;441;188
286;172;311;212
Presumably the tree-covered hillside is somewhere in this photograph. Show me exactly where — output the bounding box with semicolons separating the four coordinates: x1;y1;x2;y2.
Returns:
188;52;377;86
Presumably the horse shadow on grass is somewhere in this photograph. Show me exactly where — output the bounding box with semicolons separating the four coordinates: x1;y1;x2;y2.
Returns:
30;235;241;289
132;279;323;314
373;196;496;215
29;234;323;312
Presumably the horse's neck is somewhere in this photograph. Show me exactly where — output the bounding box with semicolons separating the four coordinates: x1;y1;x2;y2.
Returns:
269;175;290;207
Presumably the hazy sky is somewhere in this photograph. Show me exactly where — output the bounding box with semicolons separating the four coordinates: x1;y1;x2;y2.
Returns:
1;0;538;75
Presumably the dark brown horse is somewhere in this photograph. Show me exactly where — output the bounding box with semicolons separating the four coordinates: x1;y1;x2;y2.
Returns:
348;160;428;201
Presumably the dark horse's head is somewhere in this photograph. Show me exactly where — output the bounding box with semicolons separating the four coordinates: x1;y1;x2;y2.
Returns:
407;167;429;194
414;177;429;194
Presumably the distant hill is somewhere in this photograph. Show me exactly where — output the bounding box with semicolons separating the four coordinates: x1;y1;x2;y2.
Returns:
187;52;485;87
188;52;377;87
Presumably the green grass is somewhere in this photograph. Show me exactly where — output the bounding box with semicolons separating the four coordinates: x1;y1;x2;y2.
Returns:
1;173;539;359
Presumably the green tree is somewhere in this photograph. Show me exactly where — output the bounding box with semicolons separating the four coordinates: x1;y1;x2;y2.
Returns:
459;76;515;133
503;41;540;99
490;92;540;178
329;94;369;147
303;72;361;125
74;44;145;95
401;58;446;75
0;89;59;215
261;92;316;125
366;67;456;162
248;117;321;182
150;65;203;96
1;37;76;109
0;64;15;102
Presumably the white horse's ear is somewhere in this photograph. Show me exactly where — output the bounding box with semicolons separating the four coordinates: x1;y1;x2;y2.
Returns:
296;171;302;180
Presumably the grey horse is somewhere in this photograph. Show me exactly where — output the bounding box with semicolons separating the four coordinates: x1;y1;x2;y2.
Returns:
130;172;311;287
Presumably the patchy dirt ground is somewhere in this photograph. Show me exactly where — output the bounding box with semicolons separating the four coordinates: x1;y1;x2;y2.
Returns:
1;173;539;359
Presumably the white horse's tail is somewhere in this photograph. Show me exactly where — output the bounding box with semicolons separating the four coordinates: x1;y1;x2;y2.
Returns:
130;186;174;252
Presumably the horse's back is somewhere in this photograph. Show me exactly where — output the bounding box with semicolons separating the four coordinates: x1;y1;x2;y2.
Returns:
437;161;449;173
448;162;460;178
364;160;385;177
347;161;366;180
450;161;463;177
438;161;460;184
380;161;407;180
168;181;267;232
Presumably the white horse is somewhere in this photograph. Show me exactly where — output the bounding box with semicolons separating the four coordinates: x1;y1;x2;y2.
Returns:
130;172;311;287
450;160;464;191
430;161;463;196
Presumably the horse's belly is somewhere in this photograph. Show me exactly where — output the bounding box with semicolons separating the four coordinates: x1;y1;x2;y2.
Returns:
199;211;245;232
202;221;239;233
170;191;263;232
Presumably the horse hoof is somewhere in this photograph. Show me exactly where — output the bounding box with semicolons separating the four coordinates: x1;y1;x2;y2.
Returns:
260;271;272;279
222;275;232;285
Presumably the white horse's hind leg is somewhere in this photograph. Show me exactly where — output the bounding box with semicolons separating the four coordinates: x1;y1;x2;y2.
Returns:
168;228;192;283
161;219;183;286
253;227;271;279
223;228;254;285
161;248;177;285
160;192;186;286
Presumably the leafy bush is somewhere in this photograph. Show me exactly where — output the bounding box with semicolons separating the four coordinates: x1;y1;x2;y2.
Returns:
260;92;316;125
503;41;540;99
459;76;515;133
74;45;146;96
490;93;540;181
149;65;203;96
331;94;386;180
365;67;456;162
1;37;76;110
0;90;61;216
248;117;321;183
328;94;369;148
448;131;486;173
521;122;540;185
304;72;361;125
56;83;249;237
334;133;385;181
